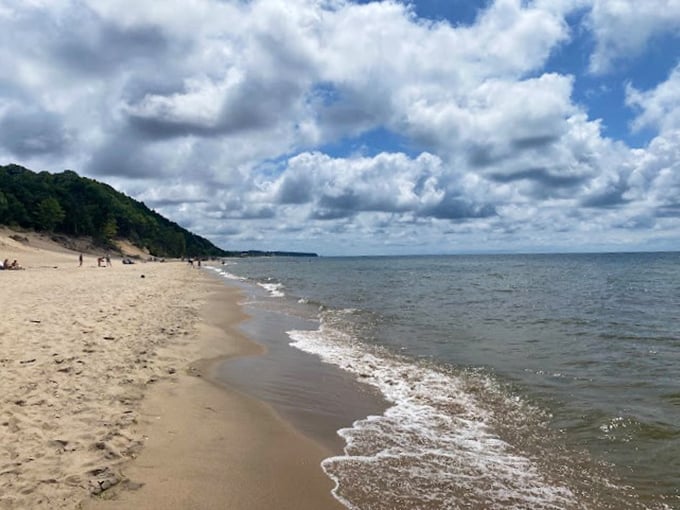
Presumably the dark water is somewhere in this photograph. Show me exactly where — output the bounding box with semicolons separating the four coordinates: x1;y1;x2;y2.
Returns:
209;253;680;509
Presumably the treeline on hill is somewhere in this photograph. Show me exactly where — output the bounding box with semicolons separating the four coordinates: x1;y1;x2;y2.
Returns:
0;164;227;258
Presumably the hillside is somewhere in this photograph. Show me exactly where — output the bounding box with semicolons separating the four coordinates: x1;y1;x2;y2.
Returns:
0;164;227;258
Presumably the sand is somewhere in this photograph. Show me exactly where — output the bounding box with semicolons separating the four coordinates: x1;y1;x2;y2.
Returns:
0;230;342;510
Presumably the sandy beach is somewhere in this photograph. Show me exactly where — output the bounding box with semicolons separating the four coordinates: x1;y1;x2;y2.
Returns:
0;229;342;509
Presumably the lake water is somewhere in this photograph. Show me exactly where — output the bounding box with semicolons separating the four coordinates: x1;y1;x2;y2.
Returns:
209;253;680;509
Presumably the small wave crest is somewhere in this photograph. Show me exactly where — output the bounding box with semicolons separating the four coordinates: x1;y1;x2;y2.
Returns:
600;416;680;442
257;281;285;298
206;266;246;281
288;317;578;509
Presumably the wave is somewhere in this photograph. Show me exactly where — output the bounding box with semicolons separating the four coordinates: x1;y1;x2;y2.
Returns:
257;281;285;298
600;415;680;442
207;266;285;298
288;314;582;510
206;265;246;281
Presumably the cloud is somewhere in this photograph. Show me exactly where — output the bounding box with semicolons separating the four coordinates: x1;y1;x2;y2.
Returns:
400;73;577;171
124;72;307;140
626;64;680;134
268;151;499;221
628;131;680;210
580;180;630;208
1;0;679;253
587;0;680;74
2;0;574;173
52;13;170;76
0;106;71;157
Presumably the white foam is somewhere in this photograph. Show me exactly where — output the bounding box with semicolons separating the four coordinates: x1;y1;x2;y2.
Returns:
288;319;576;509
206;266;246;281
257;281;285;298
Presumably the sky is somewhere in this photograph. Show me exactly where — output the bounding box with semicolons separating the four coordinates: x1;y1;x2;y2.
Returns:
1;0;680;256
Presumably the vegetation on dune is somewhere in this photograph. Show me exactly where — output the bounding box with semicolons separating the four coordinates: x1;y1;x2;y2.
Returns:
0;164;228;258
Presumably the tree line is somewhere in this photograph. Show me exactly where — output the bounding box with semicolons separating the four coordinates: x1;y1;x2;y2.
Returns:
0;164;228;258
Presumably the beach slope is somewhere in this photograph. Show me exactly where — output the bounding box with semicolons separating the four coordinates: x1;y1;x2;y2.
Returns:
0;230;341;509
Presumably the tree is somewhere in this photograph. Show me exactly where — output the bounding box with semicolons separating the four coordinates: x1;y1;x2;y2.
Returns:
37;197;65;232
102;216;118;243
0;164;228;256
0;191;8;223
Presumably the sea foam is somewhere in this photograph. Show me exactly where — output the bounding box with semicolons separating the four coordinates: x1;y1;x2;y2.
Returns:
206;266;245;281
289;313;577;510
257;281;285;298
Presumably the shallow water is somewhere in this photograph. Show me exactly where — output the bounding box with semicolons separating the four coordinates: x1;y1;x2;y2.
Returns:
213;302;386;453
209;253;680;509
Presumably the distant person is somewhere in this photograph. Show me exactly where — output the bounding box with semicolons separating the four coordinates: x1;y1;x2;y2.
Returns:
106;254;112;266
9;260;23;270
197;259;201;268
3;258;8;269
79;253;83;267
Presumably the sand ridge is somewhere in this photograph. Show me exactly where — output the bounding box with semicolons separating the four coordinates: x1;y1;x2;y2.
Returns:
0;243;209;508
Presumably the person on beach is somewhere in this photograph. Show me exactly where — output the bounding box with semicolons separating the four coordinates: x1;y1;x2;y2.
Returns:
79;253;83;267
106;254;111;266
8;260;24;270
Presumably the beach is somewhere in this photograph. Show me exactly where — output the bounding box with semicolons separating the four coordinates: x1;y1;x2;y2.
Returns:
4;230;678;510
0;230;341;510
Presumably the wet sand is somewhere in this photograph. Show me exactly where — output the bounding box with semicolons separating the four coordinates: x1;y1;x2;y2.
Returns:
85;280;344;510
0;229;343;509
215;300;388;454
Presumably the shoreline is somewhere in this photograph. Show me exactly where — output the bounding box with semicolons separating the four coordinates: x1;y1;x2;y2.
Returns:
83;272;345;510
0;229;344;510
212;282;389;455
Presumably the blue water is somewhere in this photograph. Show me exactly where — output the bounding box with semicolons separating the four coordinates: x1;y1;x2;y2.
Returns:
210;253;680;509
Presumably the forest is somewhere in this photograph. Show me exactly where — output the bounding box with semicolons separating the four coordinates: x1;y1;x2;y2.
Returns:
0;164;228;258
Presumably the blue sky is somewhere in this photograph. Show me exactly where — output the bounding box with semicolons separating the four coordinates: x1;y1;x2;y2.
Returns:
1;0;680;255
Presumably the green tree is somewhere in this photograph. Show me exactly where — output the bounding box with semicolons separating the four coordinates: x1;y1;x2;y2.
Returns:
0;164;228;257
37;197;65;232
0;191;8;223
102;216;118;242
